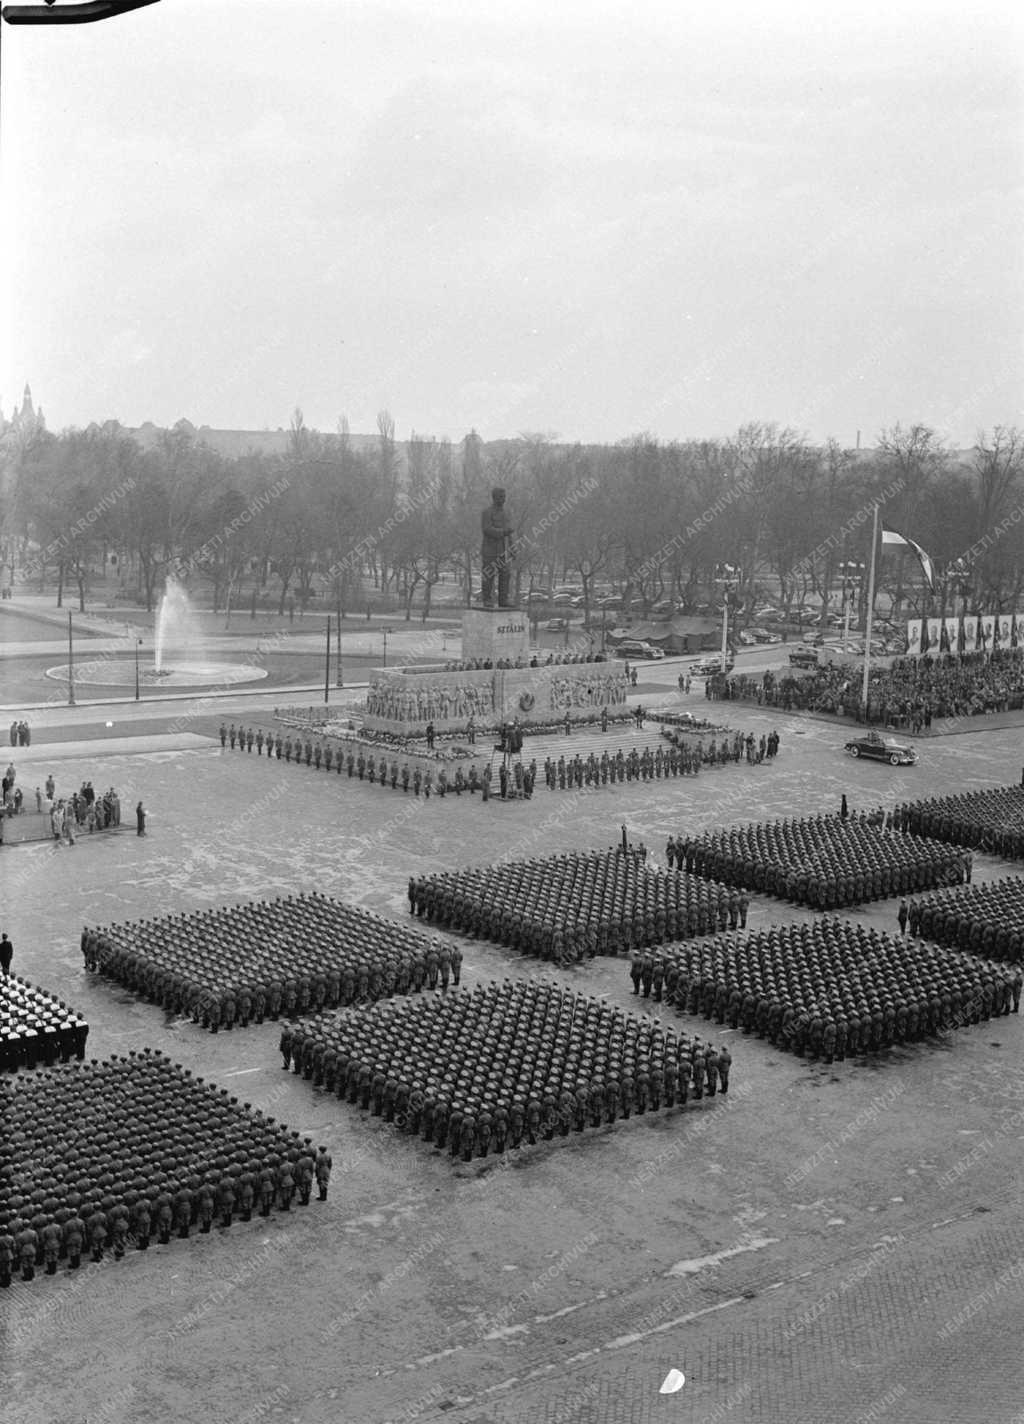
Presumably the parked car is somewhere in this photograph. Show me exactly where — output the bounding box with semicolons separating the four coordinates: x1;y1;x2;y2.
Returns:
596;595;622;609
737;629;757;646
542;617;570;631
844;731;918;766
689;654;735;676
788;645;820;669
750;628;781;644
614;640;665;660
551;592;575;606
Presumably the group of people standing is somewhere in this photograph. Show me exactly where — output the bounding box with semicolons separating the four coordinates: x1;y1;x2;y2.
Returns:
8;721;31;747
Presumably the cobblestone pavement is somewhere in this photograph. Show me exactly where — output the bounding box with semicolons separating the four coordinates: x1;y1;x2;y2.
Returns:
2;702;1022;1424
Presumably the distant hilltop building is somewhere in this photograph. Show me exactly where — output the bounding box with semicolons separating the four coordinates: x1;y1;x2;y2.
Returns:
126;417;396;464
0;384;47;447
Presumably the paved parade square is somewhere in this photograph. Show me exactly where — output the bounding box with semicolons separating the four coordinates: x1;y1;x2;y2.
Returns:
2;697;1024;1424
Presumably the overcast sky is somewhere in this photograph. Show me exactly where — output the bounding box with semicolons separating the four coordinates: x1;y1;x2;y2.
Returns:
2;0;1021;446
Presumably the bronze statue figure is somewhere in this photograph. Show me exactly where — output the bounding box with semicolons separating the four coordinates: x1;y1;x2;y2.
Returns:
480;487;514;608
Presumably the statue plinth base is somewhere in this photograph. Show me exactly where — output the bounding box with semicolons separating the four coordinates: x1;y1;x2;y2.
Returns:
359;660;630;736
462;606;529;665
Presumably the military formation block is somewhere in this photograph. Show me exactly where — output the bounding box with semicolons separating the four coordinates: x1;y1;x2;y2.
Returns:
650;918;1018;1061
284;980;733;1161
0;1051;330;1288
81;892;456;1031
679;814;967;907
409;850;739;963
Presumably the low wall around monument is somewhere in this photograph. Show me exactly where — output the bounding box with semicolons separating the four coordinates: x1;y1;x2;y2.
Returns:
360;660;630;734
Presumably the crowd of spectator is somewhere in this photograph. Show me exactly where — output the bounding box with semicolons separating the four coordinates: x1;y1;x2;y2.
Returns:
711;649;1024;730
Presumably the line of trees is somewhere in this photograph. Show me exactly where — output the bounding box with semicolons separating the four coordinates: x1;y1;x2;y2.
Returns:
2;411;1022;627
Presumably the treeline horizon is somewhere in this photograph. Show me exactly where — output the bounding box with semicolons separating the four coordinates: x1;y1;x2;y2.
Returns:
2;410;1022;625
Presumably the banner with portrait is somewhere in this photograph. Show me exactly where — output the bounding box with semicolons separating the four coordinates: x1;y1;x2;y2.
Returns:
979;614;996;651
997;612;1013;648
943;616;961;654
961;614;978;654
905;619;923;656
926;617;943;653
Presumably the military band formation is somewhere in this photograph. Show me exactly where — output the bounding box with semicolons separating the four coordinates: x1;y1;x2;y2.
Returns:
644;919;1019;1062
681;813;971;908
281;980;733;1162
0;1051;330;1287
81;893;456;1032
409;850;740;963
0;974;88;1072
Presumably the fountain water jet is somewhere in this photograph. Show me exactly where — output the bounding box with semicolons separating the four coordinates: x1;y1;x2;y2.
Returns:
154;576;203;673
44;577;269;689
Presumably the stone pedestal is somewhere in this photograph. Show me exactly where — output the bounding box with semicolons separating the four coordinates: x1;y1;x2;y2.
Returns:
462;606;529;665
359;660;630;735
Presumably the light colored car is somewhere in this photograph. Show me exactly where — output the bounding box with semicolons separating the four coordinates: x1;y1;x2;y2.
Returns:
689;654;735;676
542;617;570;631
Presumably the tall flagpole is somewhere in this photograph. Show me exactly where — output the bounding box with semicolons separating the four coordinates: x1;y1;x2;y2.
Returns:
861;503;879;714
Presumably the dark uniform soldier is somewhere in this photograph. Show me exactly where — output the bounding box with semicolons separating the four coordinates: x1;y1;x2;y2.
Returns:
0;1223;16;1287
64;1209;87;1266
41;1217;62;1275
315;1147;332;1201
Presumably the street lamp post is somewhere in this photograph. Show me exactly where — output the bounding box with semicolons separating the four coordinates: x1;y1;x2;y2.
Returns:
336;614;344;688
382;627;390;667
134;638;142;701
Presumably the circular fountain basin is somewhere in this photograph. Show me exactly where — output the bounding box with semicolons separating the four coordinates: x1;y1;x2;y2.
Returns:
45;660;269;688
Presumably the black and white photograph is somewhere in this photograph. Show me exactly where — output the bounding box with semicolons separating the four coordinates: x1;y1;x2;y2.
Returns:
1;3;1022;1423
